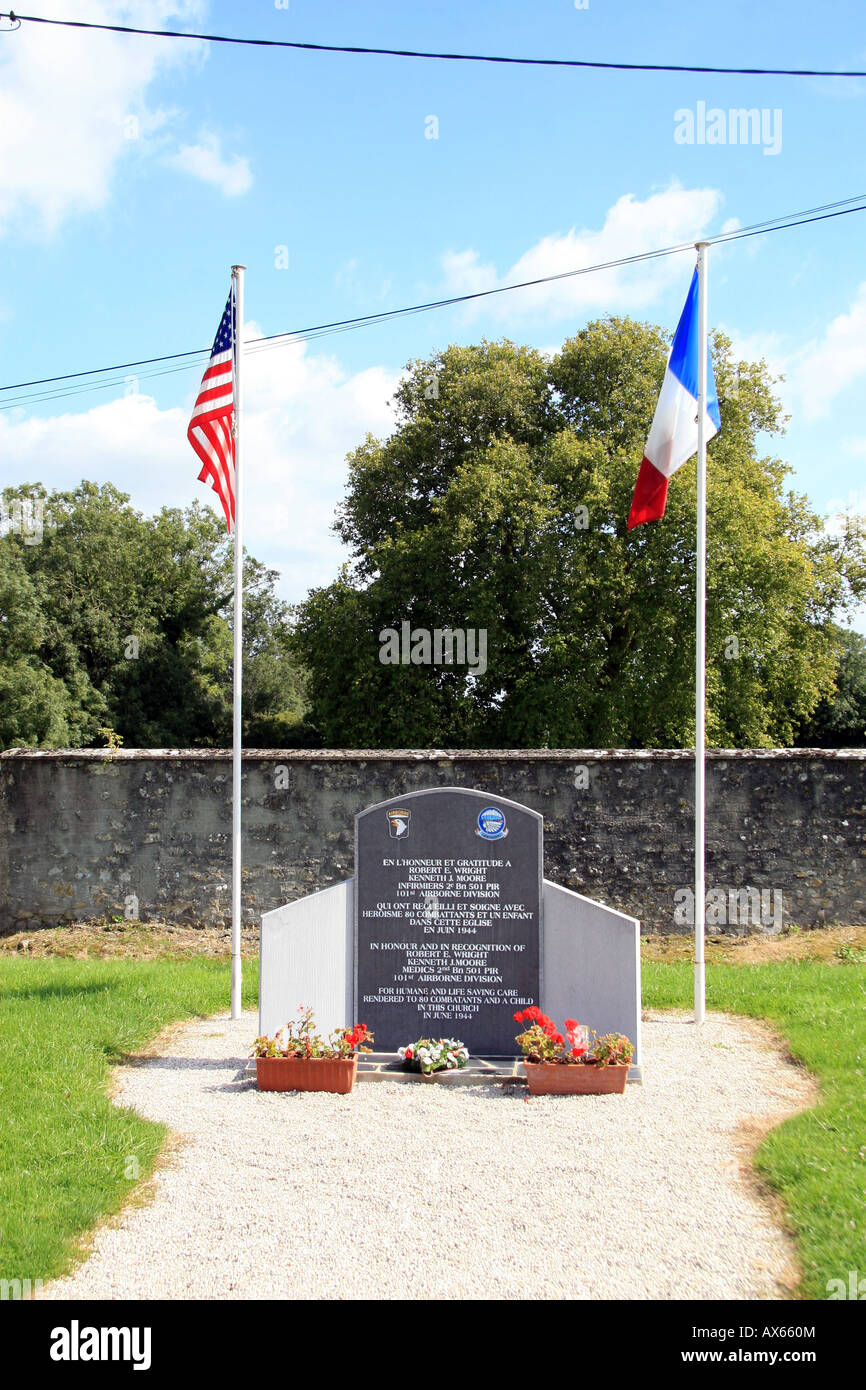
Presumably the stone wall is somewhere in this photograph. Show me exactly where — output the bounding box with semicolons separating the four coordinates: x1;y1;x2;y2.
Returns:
1;748;864;934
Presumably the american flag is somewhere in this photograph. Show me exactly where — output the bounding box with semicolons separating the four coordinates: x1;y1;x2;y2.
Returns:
188;289;236;532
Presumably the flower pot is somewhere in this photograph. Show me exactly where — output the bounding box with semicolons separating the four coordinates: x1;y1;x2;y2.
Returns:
523;1061;629;1096
255;1054;358;1094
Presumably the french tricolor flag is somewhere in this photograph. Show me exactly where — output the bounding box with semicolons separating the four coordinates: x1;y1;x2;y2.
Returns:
628;269;721;529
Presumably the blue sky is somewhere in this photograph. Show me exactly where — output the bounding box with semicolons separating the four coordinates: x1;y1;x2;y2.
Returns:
1;0;865;618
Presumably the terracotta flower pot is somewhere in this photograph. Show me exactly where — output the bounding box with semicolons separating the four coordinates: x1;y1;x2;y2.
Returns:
523;1060;629;1096
255;1054;358;1094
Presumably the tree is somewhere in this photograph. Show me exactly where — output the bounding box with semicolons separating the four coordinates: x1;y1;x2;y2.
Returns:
0;482;307;749
0;535;101;748
293;325;866;748
795;627;866;746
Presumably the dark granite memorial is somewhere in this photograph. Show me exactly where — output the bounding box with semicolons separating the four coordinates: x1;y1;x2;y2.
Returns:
354;788;542;1054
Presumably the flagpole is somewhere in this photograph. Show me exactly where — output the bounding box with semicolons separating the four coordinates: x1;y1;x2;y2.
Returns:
230;263;246;1020
694;242;709;1026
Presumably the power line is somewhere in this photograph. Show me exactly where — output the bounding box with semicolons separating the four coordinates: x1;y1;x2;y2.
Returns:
2;193;866;411
0;345;212;393
3;241;694;397
2;10;866;78
720;199;866;242
251;196;866;345
0;358;213;411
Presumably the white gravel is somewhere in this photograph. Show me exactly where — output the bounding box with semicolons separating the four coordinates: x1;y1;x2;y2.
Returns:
42;1010;814;1301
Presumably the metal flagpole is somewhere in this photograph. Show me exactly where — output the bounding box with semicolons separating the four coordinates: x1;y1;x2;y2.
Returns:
694;242;709;1026
230;263;246;1020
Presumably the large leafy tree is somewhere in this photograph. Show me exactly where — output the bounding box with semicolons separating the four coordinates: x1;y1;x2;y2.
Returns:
293;323;866;748
795;627;866;746
0;534;101;748
0;482;306;749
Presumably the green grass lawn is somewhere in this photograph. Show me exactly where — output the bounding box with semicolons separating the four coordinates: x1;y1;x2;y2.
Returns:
0;948;863;1299
643;958;866;1300
0;956;256;1292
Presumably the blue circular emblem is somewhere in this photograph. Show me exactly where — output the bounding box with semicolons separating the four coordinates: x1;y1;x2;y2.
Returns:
476;807;508;840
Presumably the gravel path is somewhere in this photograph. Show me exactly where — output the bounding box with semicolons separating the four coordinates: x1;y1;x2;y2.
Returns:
42;1011;814;1301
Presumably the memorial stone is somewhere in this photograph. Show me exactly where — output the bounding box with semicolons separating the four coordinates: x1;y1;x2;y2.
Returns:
260;784;642;1078
354;788;542;1054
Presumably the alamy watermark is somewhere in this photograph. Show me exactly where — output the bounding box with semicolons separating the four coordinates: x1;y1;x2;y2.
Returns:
0;497;44;544
379;622;487;677
0;1277;44;1300
826;1270;866;1299
49;1322;152;1370
674;886;784;932
674;102;782;156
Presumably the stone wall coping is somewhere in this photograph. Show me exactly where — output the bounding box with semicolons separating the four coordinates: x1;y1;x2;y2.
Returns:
2;747;865;763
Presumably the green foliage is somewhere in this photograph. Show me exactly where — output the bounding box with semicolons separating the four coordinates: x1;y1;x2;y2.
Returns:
0;527;104;747
294;325;865;748
0;482;308;749
795;627;866;747
833;943;866;964
252;1008;372;1059
591;1032;635;1067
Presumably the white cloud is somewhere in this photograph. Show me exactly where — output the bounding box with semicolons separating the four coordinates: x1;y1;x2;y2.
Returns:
0;328;399;604
0;392;188;496
715;326;787;371
441;183;723;321
167;132;252;198
334;258;359;289
441;249;498;298
236;330;398;598
791;283;866;421
714;323;792;415
716;286;866;426
806;73;866;101
0;0;249;235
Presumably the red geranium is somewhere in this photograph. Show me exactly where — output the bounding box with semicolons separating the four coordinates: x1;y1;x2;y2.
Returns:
514;1006;615;1067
